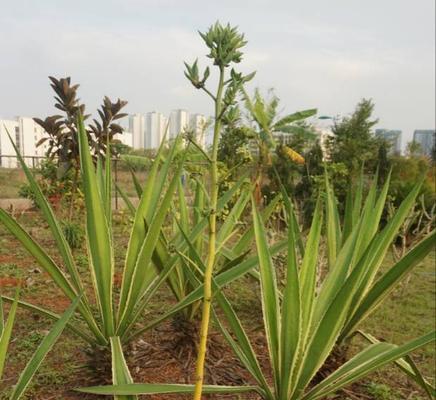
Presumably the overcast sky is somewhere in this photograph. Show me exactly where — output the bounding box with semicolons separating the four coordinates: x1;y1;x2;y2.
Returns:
0;0;434;147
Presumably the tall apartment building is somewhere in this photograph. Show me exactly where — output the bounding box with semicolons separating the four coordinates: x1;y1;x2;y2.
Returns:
0;117;48;168
189;113;207;148
125;110;207;150
129;113;145;149
145;112;168;149
375;129;402;155
113;131;133;147
169;109;189;139
413;130;435;158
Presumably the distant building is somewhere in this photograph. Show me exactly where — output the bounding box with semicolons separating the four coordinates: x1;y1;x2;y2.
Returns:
169;109;189;139
189;114;207;148
0;117;48;168
113;131;133;147
273;132;294;146
145;112;168;149
129;114;145;149
413;130;435;158
375;129;402;155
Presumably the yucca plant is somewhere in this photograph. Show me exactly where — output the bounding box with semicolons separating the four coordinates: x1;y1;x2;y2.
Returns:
78;174;435;399
2;115;289;398
208;171;435;398
118;136;282;328
207;172;435;399
0;118;186;348
0;292;80;399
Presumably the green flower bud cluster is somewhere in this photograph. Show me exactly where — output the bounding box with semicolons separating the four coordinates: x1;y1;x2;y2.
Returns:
199;22;247;67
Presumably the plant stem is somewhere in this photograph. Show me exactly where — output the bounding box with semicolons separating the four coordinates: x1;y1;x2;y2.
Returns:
68;166;79;221
192;66;225;400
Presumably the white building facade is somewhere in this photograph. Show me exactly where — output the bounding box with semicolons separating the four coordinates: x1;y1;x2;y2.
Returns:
145;112;168;149
129;113;145;149
169;109;189;140
113;131;133;147
0;117;48;168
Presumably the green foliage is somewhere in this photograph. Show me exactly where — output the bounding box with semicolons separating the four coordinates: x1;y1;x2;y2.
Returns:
217;106;253;211
210;175;435;400
1;118;188;348
79;172;435;399
111;141;132;156
0;291;19;379
265;131;322;224
218;106;253;171
34;76;128;179
327;98;383;177
0;292;80;400
199;22;247;67
243;88;317;157
242;88;316;206
2;110;274;400
366;382;401;399
184;21;257;399
61;221;83;250
389;153;435;210
18;159;76;205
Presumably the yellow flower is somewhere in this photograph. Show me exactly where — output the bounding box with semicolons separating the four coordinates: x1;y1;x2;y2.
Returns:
283;146;305;164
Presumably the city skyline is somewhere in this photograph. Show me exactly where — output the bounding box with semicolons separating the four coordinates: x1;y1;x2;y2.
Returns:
0;108;208;166
2;105;433;151
0;0;434;151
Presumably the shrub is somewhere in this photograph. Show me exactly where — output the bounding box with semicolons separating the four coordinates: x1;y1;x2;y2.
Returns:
61;221;83;250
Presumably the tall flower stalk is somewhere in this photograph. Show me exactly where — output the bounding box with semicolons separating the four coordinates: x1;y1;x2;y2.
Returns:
184;22;254;399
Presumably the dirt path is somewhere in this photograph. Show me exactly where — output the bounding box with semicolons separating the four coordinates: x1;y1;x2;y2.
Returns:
0;197;139;211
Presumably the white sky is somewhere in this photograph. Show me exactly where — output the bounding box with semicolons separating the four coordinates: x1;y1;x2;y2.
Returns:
0;0;434;148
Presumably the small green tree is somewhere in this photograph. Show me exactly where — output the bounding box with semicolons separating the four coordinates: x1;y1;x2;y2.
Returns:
327;98;382;178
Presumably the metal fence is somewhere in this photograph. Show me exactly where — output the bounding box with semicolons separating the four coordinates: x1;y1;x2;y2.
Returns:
0;154;46;169
0;154;145;210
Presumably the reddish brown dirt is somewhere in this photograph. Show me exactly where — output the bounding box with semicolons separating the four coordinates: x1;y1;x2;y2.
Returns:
0;253;34;267
0;276;23;287
25;293;72;314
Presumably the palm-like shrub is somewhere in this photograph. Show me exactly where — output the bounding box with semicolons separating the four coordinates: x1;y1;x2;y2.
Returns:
117;141;282;329
211;173;435;399
0;118;185;347
1;117;285;399
79;173;435;399
217;172;434;399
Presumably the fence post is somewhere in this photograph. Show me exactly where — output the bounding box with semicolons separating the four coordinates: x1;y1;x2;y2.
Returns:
114;158;118;210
